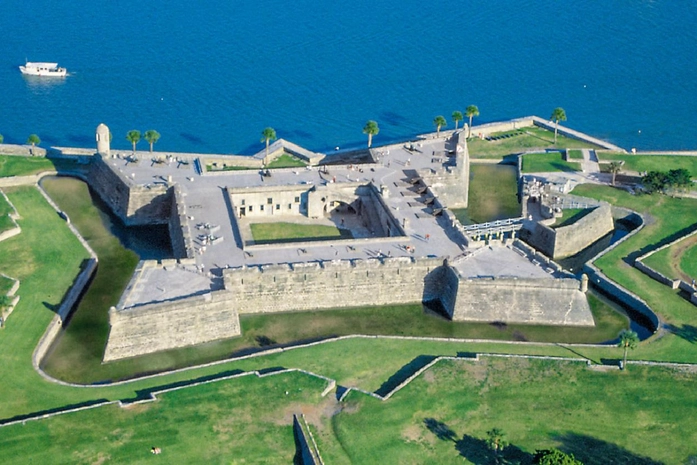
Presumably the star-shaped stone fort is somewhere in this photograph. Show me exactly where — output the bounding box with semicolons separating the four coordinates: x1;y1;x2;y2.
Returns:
86;120;605;361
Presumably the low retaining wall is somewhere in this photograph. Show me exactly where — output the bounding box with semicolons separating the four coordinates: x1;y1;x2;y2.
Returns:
634;226;697;306
0;144;47;156
583;211;660;331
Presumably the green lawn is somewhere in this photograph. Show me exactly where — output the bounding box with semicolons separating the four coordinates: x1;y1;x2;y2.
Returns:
0;371;327;464
266;153;307;169
451;163;521;224
521;152;581;173
467;126;600;160
0;192;16;233
642;232;697;281
0;155;79;177
39;177;140;383
321;358;696;464
598;153;697;177
567;149;584;160
680;242;697;279
250;221;350;244
552;208;594;228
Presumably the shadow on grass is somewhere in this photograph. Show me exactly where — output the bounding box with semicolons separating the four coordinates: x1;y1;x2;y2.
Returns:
554;433;663;465
374;355;437;397
0;399;111;426
664;324;697;344
424;418;457;442
455;434;532;464
121;368;247;403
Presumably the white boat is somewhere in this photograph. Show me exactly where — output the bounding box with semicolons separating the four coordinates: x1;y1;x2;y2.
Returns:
19;62;67;77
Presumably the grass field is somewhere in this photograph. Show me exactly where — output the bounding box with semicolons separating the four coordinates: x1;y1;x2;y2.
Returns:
451;163;521;224
36;178;140;383
521;152;581;173
642;232;697;282
680;242;697;279
250;221;350;244
266;153;307;169
598;153;697;177
467;127;599;160
0;155;78;177
0;358;693;464
552;208;594;228
321;358;696;464
567;149;584;160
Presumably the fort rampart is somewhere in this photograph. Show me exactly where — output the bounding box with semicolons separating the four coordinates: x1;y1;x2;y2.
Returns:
104;290;241;362
89;155;171;226
224;256;445;314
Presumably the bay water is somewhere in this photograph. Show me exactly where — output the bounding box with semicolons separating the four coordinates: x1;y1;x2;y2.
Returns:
1;0;695;154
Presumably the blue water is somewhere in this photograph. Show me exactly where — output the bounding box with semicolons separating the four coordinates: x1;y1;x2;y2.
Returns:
1;1;696;154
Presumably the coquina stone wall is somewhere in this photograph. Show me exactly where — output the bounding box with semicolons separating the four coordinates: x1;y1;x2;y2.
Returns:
446;276;593;326
523;203;614;258
104;291;241;361
89;155;172;225
224;257;445;314
168;186;195;259
419;130;470;209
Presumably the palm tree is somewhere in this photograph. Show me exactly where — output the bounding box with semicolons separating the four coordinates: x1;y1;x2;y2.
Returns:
126;130;141;154
261;127;277;157
608;161;623;186
452;111;463;130
143;130;161;153
0;134;4;144
363;120;379;148
550;107;567;144
433;115;447;137
465;105;479;138
485;428;508;464
618;329;639;369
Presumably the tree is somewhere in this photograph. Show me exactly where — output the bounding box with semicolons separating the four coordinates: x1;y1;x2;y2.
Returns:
485;428;508;464
433;115;447;137
466;105;479;138
533;448;583;465
641;170;667;193
126;130;141;154
27;134;40;148
0;134;4;144
452;111;463;130
261;127;277;157
618;329;639;369
143;130;161;153
550;107;567;144
608;161;623;186
363;120;379;148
